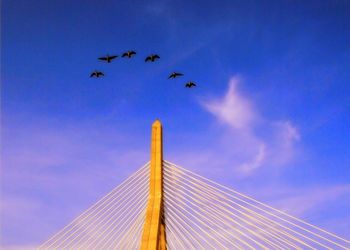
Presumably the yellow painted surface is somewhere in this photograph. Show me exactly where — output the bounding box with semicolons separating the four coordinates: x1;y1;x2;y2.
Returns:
141;120;167;250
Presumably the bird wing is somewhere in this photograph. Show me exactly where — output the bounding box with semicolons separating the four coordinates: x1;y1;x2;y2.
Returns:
122;53;128;57
98;57;107;61
154;55;160;59
145;56;151;62
109;55;117;60
175;72;183;77
130;51;136;55
90;72;96;77
168;73;174;79
98;72;104;76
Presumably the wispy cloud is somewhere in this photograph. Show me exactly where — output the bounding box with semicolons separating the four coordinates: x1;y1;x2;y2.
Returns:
239;183;350;238
238;143;266;174
203;76;256;130
0;245;37;250
198;75;300;176
270;184;350;217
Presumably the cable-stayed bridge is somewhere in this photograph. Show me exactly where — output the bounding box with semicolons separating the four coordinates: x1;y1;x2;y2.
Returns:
38;120;350;250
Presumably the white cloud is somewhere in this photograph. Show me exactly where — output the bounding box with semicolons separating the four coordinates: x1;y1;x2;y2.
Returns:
268;121;301;166
0;245;37;250
238;143;266;174
267;184;350;217
200;75;300;175
203;76;255;130
236;183;350;237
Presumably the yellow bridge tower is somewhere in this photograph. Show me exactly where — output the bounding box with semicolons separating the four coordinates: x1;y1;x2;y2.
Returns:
141;120;167;249
37;119;350;250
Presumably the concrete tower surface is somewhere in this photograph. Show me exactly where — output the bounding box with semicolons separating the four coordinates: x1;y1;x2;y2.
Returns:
141;120;167;250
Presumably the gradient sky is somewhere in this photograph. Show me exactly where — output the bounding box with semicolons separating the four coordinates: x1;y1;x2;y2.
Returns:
1;0;350;248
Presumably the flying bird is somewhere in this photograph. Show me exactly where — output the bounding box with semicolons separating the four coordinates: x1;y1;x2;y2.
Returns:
168;72;184;79
145;54;160;62
98;54;118;63
185;81;196;88
122;50;136;58
90;70;104;78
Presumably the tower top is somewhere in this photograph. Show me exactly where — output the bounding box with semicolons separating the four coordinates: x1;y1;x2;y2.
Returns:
152;119;162;127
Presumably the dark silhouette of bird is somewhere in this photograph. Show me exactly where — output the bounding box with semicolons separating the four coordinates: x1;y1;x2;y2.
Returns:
185;81;196;88
122;51;136;58
98;54;118;63
90;70;104;78
145;54;160;62
168;72;184;79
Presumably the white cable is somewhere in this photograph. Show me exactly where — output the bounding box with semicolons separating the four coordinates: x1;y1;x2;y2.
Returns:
164;173;281;248
165;162;340;249
165;161;350;248
164;167;310;249
38;163;149;249
63;176;148;249
74;178;148;249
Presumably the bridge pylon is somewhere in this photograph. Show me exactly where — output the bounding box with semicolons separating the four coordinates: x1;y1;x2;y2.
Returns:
141;119;167;250
37;119;350;249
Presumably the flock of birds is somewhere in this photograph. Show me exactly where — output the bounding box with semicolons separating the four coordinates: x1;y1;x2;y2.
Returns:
90;51;197;88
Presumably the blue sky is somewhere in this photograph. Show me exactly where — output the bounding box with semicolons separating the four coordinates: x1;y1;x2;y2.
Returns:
1;0;350;248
